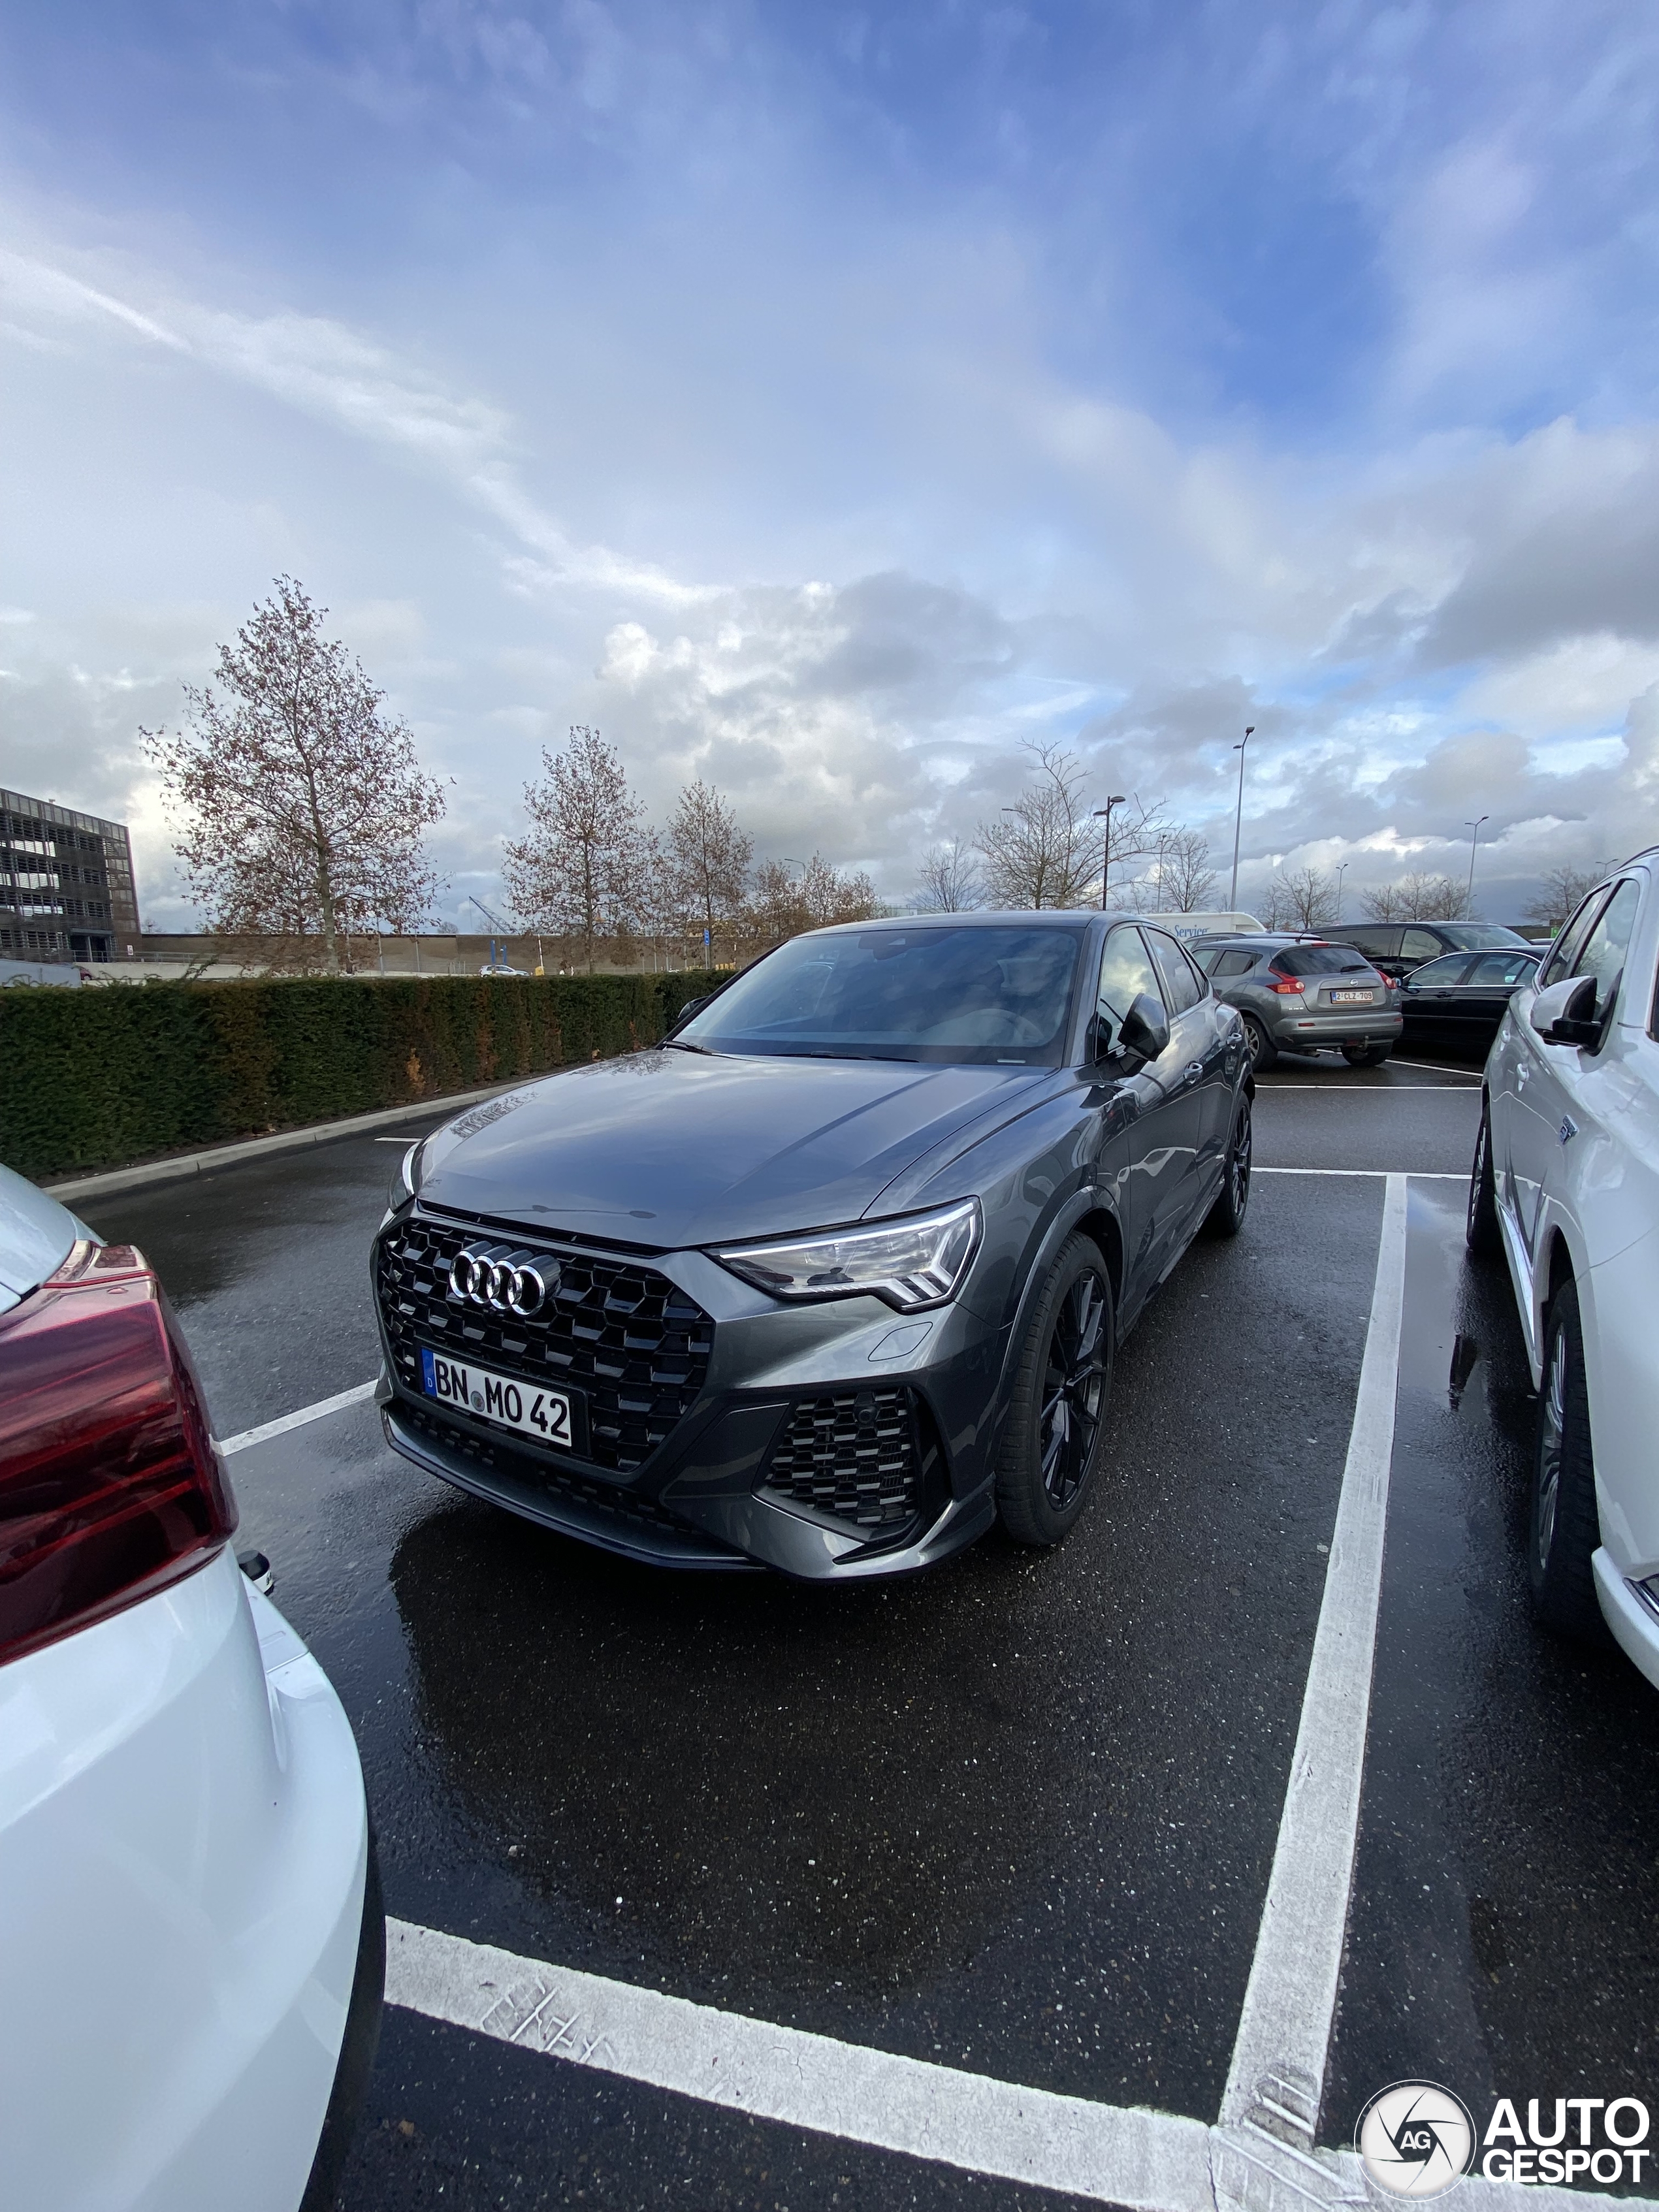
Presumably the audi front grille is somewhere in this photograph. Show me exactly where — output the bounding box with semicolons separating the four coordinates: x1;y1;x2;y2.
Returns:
376;1214;715;1475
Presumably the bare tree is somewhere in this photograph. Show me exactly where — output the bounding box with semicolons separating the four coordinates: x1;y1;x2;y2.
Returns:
976;741;1165;909
1155;828;1217;913
504;726;650;973
914;838;982;912
664;780;754;954
1525;860;1613;934
142;577;446;972
1262;865;1340;931
749;854;880;944
1360;871;1473;923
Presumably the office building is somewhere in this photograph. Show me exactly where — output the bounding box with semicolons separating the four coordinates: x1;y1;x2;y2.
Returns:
0;788;140;963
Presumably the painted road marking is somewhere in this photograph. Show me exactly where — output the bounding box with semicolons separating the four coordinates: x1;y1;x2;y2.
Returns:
1219;1174;1406;2130
1256;1166;1463;1178
216;1381;378;1456
385;1919;1210;2209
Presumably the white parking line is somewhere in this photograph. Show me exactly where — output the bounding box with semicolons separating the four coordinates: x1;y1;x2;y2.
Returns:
1256;1166;1463;1179
1219;1174;1406;2135
216;1381;378;1456
385;1919;1211;2209
1259;1080;1478;1091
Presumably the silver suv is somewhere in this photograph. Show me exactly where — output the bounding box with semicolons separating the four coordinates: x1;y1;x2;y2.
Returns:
1191;934;1401;1071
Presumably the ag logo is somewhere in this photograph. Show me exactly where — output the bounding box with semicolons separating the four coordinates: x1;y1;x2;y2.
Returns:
1355;2081;1477;2198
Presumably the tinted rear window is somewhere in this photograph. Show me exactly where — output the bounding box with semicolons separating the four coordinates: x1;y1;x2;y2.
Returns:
1436;924;1530;951
1270;946;1372;978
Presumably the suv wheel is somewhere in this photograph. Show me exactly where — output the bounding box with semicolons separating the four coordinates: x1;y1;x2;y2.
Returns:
995;1234;1114;1548
1466;1100;1502;1258
1203;1095;1251;1238
1529;1279;1607;1640
1240;1012;1277;1072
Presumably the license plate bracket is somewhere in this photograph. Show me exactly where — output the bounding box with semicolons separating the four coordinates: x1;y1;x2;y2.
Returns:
1330;989;1373;1003
420;1346;585;1455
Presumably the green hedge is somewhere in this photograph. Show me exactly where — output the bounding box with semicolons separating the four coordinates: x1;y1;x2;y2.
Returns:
1;969;729;1182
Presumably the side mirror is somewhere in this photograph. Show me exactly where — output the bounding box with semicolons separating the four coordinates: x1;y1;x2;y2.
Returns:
673;993;713;1025
1529;974;1600;1048
1118;993;1170;1063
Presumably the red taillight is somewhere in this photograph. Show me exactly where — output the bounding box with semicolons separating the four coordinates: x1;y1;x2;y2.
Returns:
1269;976;1306;995
0;1242;238;1668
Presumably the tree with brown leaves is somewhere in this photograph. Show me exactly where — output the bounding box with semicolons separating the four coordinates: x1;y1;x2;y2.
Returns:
142;577;447;972
504;726;651;973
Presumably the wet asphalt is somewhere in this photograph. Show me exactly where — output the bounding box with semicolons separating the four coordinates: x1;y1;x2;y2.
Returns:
72;1048;1659;2209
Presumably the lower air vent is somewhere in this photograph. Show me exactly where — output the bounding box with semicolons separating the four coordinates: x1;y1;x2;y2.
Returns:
760;1388;922;1529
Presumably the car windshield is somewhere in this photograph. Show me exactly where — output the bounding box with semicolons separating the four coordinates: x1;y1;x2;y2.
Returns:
675;925;1084;1065
1434;924;1529;950
1271;945;1373;977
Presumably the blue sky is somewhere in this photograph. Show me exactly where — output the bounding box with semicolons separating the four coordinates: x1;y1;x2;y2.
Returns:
5;0;1659;924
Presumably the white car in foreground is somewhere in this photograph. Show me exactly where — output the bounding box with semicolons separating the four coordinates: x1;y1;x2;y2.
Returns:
0;1164;381;2209
1470;853;1659;1687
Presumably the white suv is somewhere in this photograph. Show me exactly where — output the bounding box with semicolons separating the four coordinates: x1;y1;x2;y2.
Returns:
1470;854;1659;1687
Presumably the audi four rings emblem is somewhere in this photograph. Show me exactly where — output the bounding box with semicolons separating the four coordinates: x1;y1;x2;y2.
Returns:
448;1247;558;1317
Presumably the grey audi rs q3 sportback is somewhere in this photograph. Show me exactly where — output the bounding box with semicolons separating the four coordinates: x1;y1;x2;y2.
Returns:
373;912;1253;1580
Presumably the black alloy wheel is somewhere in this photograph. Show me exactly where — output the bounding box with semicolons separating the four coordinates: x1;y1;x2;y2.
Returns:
1240;1012;1277;1072
995;1234;1114;1548
1466;1100;1502;1258
1204;1094;1252;1238
1528;1278;1607;1641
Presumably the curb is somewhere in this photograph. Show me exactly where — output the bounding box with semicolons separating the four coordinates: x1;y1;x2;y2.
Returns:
42;1083;510;1203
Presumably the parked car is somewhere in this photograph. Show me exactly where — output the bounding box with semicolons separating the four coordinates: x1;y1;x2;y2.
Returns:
0;1164;382;2211
1398;946;1541;1058
374;912;1253;1578
1468;856;1659;1687
1189;934;1400;1071
1325;918;1532;982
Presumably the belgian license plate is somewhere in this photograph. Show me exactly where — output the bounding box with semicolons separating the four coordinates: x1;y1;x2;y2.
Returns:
1330;989;1373;1003
421;1347;573;1450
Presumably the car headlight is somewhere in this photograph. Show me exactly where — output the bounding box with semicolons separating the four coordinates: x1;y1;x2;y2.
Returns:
713;1198;981;1311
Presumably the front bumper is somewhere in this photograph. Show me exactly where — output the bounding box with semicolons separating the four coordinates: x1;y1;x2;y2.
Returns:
375;1213;1006;1580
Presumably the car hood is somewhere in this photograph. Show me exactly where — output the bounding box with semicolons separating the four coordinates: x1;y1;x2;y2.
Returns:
415;1048;1055;1248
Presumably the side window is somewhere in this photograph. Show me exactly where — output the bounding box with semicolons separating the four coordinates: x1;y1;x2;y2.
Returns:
1146;929;1202;1014
1214;949;1257;978
1464;952;1531;986
1539;889;1609;989
1569;878;1641;1028
1342;925;1396;957
1093;926;1163;1055
1398;929;1442;965
1190;945;1223;975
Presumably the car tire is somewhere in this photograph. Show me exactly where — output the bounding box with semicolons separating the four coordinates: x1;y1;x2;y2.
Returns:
995;1234;1114;1548
1240;1013;1278;1072
1342;1043;1392;1066
1528;1279;1608;1642
1466;1100;1502;1258
1203;1093;1251;1238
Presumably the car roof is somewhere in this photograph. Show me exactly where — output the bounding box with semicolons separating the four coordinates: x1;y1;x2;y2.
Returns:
804;909;1159;937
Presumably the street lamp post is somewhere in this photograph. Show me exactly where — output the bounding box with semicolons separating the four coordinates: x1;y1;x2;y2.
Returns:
1334;861;1347;923
1092;797;1127;910
1229;726;1256;911
1464;816;1489;912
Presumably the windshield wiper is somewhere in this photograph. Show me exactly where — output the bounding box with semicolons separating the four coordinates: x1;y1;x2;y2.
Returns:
662;1036;715;1055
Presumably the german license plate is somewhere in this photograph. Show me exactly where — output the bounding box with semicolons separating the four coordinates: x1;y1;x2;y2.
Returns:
421;1347;573;1450
1330;989;1373;1003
